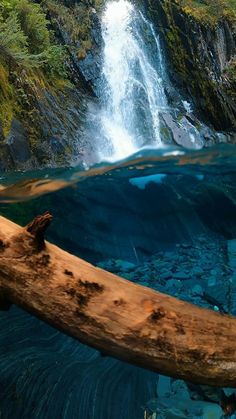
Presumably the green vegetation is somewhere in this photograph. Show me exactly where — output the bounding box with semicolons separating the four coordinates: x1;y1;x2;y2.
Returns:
226;59;236;82
45;0;103;60
224;59;236;100
178;0;236;25
0;0;69;136
0;0;66;74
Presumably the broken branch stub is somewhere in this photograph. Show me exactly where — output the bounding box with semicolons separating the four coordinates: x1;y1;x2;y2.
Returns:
26;211;53;251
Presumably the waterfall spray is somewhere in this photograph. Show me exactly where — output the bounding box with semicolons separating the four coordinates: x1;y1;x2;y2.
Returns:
99;0;168;161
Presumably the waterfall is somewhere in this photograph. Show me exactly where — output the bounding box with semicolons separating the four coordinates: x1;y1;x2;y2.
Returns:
98;0;168;161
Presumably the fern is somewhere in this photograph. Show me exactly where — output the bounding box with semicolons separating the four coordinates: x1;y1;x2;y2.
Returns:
0;12;45;67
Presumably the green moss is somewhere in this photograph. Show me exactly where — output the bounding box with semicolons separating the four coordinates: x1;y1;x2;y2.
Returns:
178;0;236;26
0;0;73;140
225;59;236;82
224;59;236;99
160;126;171;140
161;1;189;81
45;0;104;60
0;62;15;136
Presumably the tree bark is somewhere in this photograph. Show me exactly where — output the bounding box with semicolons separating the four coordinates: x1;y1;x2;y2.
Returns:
0;213;235;387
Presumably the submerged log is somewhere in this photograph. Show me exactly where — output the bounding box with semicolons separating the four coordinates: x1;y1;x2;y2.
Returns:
0;213;236;387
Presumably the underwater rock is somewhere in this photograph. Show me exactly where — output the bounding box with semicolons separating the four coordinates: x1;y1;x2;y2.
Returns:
160;271;172;280
192;284;203;296
172;271;188;280
156;375;171;398
145;393;223;418
228;239;236;271
228;240;236;315
192;267;204;277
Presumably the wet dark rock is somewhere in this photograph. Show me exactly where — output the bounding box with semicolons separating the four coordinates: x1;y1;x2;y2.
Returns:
0;144;14;170
6;119;31;164
48;2;103;94
227;239;236;315
161;270;172;280
160;113;204;149
146;0;236;134
0;123;4;142
192;284;203;296
228;239;236;271
173;271;189;280
0;0;102;171
192;267;204;277
230;280;236;316
0;80;91;171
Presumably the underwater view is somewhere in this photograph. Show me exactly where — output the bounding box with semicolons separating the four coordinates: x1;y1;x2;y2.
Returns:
0;0;236;418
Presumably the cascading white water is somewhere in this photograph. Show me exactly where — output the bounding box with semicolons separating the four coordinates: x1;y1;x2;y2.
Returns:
99;0;168;161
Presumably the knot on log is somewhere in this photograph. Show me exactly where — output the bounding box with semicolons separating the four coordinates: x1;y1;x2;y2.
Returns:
26;212;52;251
0;239;7;252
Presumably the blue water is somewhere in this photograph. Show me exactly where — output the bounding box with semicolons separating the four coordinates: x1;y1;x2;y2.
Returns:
0;144;236;202
0;145;236;418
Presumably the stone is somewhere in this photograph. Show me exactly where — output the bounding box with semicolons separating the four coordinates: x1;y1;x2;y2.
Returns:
6;119;31;163
202;403;222;418
210;269;219;277
164;409;189;419
0;144;14;170
173;272;189;280
166;279;177;289
114;260;136;272
192;284;203;296
146;398;159;413
205;283;229;307
157;375;171;398
171;380;190;400
229;276;236;314
175;281;182;290
228;240;236;271
192;267;204;277
161;271;172;280
160;113;204;149
207;277;216;287
154;397;223;418
139;281;149;287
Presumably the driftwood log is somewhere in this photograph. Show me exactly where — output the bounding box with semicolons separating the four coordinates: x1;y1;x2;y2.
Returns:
0;213;235;387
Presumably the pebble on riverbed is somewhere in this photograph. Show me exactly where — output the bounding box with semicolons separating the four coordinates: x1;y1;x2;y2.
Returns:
97;233;233;313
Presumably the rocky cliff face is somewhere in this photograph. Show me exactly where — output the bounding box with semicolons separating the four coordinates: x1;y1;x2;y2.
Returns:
145;0;236;133
45;0;104;92
0;71;90;171
0;0;104;171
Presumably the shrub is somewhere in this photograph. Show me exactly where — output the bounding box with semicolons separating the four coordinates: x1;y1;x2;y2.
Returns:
0;11;40;67
14;0;50;54
0;0;67;77
42;45;67;78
